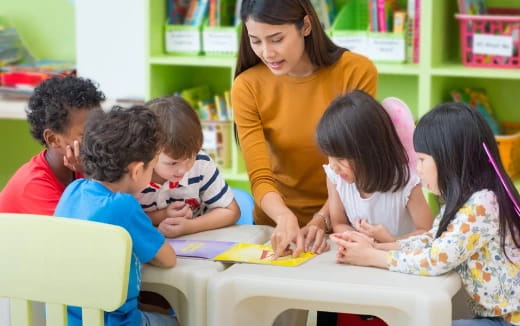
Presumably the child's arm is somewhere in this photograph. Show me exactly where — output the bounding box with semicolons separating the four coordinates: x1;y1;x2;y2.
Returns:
184;199;240;233
146;207;168;226
398;184;433;239
327;178;355;233
159;199;240;237
148;240;177;268
146;201;193;226
355;185;433;242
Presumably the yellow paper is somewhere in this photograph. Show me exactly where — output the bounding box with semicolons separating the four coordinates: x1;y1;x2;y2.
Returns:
213;243;316;267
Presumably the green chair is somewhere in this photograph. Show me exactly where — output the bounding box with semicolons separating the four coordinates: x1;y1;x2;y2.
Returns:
0;213;132;326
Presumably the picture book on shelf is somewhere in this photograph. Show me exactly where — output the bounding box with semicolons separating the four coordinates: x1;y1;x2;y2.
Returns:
167;239;316;266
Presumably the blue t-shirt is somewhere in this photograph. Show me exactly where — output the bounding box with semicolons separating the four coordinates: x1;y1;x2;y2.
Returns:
54;179;165;326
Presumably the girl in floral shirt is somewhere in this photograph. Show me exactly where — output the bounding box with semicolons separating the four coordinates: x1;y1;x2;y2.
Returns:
331;103;520;326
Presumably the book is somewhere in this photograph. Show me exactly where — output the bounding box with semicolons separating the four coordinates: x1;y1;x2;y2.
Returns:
168;239;237;258
214;243;316;267
168;239;316;266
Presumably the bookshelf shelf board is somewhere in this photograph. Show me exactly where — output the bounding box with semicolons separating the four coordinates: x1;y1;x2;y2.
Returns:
376;63;420;75
149;55;236;68
431;63;520;80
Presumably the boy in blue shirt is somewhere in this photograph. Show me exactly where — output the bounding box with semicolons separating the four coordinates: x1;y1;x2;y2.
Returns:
55;106;177;326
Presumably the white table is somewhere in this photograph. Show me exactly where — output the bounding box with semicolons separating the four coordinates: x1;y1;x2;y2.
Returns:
207;242;462;326
141;224;273;326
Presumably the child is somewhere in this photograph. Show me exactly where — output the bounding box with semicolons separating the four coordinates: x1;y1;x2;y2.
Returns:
138;96;240;238
54;106;178;326
0;76;105;215
315;90;433;243
332;103;520;326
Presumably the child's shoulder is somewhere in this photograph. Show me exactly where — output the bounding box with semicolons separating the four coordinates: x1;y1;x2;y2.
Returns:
193;150;219;171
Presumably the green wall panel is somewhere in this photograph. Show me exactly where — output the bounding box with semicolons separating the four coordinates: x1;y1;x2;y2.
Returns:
0;0;75;60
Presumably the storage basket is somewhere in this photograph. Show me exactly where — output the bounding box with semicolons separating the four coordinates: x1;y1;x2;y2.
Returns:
496;122;520;179
201;120;232;170
455;8;520;68
202;24;240;56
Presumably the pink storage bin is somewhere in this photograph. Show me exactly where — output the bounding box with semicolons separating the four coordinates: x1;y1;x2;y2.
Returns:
455;8;520;68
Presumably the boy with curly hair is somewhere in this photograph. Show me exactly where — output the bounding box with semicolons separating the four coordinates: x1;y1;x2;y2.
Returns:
0;76;105;214
138;96;240;238
55;106;177;326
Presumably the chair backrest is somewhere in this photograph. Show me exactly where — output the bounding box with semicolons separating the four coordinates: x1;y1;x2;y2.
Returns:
0;213;132;326
232;188;255;225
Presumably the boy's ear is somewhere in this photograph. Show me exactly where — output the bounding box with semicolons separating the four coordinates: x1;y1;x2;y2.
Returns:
43;129;60;148
127;161;145;181
302;15;312;36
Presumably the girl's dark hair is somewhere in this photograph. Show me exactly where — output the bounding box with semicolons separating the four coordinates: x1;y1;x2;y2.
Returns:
234;0;346;78
316;90;410;193
146;96;203;159
414;103;520;253
26;76;105;145
81;106;164;183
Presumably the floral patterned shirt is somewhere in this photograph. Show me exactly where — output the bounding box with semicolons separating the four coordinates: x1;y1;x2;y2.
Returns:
387;189;520;325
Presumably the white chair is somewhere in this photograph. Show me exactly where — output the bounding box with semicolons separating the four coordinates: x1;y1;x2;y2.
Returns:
0;213;132;326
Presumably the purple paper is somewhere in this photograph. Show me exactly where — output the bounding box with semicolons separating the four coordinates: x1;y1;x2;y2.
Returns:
167;239;237;259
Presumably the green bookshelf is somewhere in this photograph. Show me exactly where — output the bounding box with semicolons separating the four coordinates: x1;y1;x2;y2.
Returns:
145;0;520;191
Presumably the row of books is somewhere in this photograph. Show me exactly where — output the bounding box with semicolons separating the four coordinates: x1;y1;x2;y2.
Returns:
176;85;232;121
457;0;486;15
168;0;237;26
167;0;337;28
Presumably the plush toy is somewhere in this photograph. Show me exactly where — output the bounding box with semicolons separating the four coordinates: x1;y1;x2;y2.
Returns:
381;97;417;173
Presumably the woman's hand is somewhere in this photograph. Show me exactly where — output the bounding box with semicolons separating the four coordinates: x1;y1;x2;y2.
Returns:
300;224;330;254
271;213;304;259
354;218;395;243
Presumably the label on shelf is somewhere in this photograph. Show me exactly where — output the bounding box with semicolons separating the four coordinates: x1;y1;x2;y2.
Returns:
473;34;513;57
203;128;218;150
367;37;405;62
331;35;369;57
165;30;201;53
203;30;238;53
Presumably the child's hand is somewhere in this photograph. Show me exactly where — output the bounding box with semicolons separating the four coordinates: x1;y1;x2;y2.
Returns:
158;216;190;238
354;219;395;243
166;201;193;219
63;140;83;173
331;231;375;266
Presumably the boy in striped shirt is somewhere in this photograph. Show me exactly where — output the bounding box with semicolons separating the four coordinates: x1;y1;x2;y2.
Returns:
138;96;240;238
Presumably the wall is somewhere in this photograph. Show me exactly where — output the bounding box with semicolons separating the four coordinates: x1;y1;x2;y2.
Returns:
75;0;146;100
0;0;75;60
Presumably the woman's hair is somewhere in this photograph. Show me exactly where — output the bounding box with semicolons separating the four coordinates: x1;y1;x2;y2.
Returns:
81;106;164;183
414;103;520;252
27;76;105;145
316;90;410;194
146;96;203;160
234;0;345;78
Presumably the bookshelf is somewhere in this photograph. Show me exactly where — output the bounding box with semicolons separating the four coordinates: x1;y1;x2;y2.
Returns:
145;0;520;191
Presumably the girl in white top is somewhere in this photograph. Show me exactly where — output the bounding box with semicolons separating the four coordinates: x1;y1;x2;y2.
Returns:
316;90;433;242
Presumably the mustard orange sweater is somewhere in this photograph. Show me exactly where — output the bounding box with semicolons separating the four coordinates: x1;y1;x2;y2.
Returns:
232;51;378;226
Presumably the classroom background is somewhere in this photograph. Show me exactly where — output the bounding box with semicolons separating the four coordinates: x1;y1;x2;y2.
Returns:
1;0;520;325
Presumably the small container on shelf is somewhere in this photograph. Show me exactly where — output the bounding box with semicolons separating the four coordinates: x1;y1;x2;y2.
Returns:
164;22;203;55
201;120;232;170
329;0;406;63
202;23;240;56
455;8;520;69
496;122;520;180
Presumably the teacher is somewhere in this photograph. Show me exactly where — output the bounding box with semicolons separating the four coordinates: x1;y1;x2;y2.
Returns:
232;0;377;257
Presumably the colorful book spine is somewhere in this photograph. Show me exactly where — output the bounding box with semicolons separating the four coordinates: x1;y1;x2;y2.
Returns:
370;0;379;32
377;0;387;32
413;0;421;63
